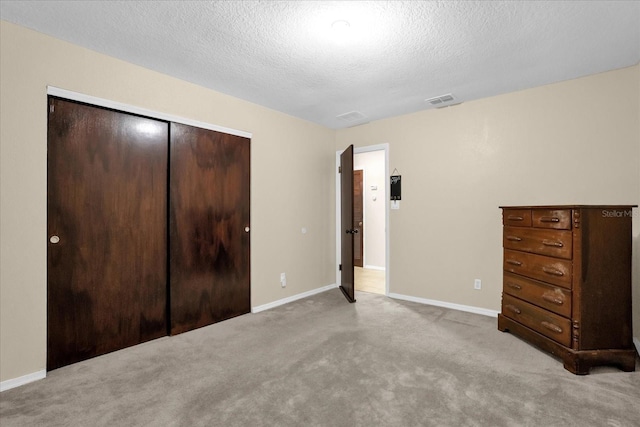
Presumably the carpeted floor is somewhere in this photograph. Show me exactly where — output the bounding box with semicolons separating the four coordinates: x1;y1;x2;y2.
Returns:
1;289;639;426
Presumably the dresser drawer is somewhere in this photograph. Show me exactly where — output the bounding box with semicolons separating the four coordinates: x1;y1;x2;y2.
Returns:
502;294;572;346
503;227;572;259
503;249;572;289
503;272;571;317
503;209;532;227
532;209;572;230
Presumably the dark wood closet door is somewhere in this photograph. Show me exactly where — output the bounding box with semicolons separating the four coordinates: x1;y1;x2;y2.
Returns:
47;97;168;370
340;145;356;303
169;123;251;335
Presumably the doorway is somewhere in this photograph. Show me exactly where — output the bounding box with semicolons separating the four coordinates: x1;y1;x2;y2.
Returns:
336;144;389;297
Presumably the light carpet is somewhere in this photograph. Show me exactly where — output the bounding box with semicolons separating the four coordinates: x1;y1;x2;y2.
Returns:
1;289;639;426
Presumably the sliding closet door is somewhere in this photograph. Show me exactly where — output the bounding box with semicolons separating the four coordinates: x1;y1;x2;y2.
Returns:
169;123;250;335
47;97;168;370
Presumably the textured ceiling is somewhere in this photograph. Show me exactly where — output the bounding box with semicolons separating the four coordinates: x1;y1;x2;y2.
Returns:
1;1;639;129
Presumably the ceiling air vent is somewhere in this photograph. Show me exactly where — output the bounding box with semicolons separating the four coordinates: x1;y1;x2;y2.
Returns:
425;93;459;109
336;111;369;126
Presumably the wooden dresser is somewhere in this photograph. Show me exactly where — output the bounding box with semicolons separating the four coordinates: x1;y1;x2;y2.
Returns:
498;205;637;374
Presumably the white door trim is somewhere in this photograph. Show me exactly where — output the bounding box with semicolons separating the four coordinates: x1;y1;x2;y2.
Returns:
335;143;390;295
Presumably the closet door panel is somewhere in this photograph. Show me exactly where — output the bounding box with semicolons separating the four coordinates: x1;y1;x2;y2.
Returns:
169;123;250;335
47;97;168;370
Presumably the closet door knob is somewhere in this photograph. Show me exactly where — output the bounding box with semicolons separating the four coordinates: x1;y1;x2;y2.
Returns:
50;235;60;244
244;226;250;233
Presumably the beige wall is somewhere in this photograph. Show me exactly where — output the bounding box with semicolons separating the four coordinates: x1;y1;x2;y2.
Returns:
337;65;640;335
0;21;336;382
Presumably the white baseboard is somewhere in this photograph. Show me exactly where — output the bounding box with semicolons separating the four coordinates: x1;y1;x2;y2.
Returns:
0;369;46;392
634;337;640;355
388;292;500;318
363;265;385;271
252;283;338;314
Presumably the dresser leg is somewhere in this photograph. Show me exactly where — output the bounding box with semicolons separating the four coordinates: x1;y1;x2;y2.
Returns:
618;355;637;372
563;357;589;375
562;350;636;375
497;314;510;332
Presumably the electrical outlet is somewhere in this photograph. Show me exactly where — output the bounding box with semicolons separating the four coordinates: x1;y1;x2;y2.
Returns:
474;279;481;290
280;273;287;288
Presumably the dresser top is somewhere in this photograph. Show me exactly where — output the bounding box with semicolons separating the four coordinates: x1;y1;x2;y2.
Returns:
499;205;637;209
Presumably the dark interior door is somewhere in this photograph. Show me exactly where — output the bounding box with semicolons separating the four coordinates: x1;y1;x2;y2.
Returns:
169;123;251;335
353;169;364;268
47;97;168;370
340;145;356;303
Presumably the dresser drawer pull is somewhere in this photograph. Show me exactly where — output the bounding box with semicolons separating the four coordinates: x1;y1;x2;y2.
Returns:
506;235;522;242
505;304;521;315
506;260;523;266
542;294;564;305
539;216;560;223
506;282;522;290
507;215;524;221
542;240;564;248
541;321;563;334
542;266;564;276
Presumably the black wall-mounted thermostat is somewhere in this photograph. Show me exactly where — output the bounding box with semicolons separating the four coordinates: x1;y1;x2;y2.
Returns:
390;175;401;200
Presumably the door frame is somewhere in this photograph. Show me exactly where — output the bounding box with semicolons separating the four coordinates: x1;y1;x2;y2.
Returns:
335;143;389;295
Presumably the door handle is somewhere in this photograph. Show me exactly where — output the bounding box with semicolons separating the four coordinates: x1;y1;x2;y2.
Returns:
358;221;363;226
50;235;60;244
